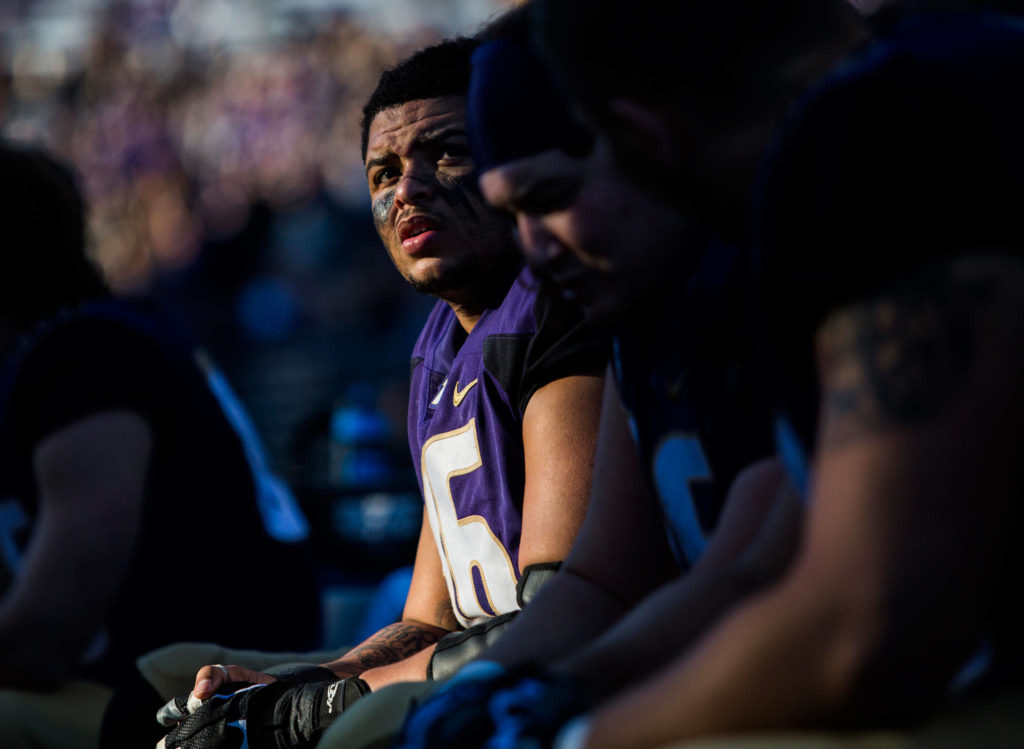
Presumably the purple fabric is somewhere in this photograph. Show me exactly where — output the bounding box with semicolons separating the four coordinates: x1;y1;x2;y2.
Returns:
408;268;541;625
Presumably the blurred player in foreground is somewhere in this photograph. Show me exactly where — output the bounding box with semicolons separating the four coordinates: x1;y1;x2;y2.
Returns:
0;140;320;749
147;37;606;749
509;0;1024;746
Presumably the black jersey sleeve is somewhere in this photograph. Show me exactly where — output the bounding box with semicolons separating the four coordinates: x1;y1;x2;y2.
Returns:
6;313;169;451
484;286;608;420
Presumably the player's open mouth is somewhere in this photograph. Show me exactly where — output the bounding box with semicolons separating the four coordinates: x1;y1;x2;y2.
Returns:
399;215;443;253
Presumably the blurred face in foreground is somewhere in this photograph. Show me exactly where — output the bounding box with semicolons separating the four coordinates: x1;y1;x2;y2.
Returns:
365;95;516;305
479;137;699;324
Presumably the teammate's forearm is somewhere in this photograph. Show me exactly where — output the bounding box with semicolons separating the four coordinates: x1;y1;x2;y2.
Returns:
582;561;878;748
0;519;120;689
0;412;151;690
557;469;801;697
480;567;629;669
553;558;762;697
321;620;449;679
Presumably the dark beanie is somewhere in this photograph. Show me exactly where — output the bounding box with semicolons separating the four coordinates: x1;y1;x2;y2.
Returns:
467;37;594;174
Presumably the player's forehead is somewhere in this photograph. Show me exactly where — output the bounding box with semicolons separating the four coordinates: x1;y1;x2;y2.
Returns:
479;149;583;208
365;96;468;164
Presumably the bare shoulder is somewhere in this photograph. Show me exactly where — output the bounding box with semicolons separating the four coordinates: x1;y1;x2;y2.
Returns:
814;252;1024;449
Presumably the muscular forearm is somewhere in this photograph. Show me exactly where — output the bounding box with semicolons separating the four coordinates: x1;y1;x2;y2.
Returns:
321;620;449;680
0;412;150;689
480;567;630;669
559;461;802;698
0;511;125;688
555;556;765;698
582;574;865;749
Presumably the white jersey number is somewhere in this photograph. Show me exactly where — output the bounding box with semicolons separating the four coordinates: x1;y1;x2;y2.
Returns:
421;418;519;626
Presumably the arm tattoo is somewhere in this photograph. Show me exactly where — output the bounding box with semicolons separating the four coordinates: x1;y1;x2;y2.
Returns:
816;267;979;447
328;621;446;675
435;598;460;632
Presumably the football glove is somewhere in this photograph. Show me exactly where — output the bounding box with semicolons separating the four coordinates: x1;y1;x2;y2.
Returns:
156;665;336;729
158;676;369;749
155;688;206;729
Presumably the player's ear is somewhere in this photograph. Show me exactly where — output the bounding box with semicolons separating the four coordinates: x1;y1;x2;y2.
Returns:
606;98;686;169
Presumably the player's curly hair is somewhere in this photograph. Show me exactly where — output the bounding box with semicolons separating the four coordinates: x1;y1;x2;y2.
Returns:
0;140;109;328
360;37;479;161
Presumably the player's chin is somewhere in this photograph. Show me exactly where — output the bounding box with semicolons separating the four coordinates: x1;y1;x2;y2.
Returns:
399;255;443;288
407;262;475;297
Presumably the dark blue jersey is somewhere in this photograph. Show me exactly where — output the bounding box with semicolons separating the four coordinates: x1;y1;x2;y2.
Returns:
409;265;605;627
613;238;774;569
0;299;320;684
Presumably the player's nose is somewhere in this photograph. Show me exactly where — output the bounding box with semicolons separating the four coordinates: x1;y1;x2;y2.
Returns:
395;163;436;207
515;213;564;267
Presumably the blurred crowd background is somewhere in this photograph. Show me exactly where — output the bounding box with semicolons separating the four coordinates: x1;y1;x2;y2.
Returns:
0;0;513;626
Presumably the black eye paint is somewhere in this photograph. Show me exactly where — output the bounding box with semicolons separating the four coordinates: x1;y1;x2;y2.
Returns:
437;172;481;220
372;191;394;230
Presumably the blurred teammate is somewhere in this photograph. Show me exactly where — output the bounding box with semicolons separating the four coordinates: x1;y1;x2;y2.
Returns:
511;0;1024;746
150;37;606;749
0;140;320;749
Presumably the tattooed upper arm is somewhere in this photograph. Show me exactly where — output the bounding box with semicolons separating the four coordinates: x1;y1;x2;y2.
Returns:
434;597;460;632
814;253;1024;448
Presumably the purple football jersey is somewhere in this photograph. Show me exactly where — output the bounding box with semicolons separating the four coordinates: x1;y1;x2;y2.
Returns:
408;265;604;627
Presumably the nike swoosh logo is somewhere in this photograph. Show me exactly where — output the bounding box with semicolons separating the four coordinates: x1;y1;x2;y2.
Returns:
452;379;478;406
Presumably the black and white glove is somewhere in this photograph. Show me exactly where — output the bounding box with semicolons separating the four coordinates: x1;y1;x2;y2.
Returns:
157;676;370;749
155;665;337;734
